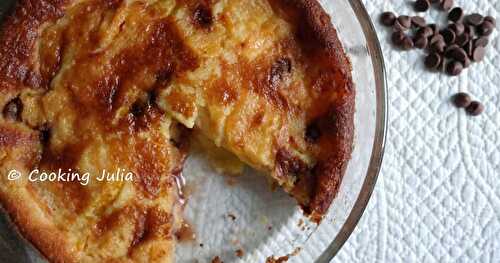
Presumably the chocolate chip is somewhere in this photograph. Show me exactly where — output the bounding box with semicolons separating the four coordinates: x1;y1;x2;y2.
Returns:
474;36;489;47
465;101;484;116
38;124;51;146
446;60;463;76
429;34;444;45
441;29;456;44
275;149;308;177
414;35;428;49
438;55;447;72
464;40;474;57
417;26;434;38
380;12;397;26
466;13;484;26
391;31;406;46
444;44;460;58
394;16;412;30
430;40;446;53
456;33;470;46
2;97;23;121
130;100;147;117
463;57;471;68
428;24;438;34
448;23;465;35
401;36;414;50
412;16;427;28
424;53;442;70
305;122;321;143
414;0;430;12
439;0;453;11
430;0;442;3
472;46;486;61
452;92;472;108
478;21;494;36
448;7;464;22
484;16;496;27
450;47;468;63
465;25;477;38
193;4;213;28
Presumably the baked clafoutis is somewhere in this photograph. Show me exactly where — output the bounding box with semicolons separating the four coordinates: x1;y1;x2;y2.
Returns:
0;0;354;262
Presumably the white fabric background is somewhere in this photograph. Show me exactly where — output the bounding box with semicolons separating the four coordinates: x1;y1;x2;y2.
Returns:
333;0;500;262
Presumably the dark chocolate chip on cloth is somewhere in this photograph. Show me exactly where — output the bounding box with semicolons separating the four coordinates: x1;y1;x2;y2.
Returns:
379;2;495;77
466;101;485;116
380;2;494;116
451;93;485;116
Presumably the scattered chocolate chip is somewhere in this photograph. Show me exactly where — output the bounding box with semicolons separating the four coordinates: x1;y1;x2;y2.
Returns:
424;53;442;70
380;12;397;26
474;36;489;47
430;40;446;53
193;4;213;28
478;21;494;36
446;60;463;76
445;44;460;58
463;57;471;68
391;31;406;46
439;0;453;11
429;34;444;44
450;47;468;63
472;46;486;61
448;7;464;22
464;40;474;57
456;33;470;46
414;0;430;12
452;92;472;108
395;16;412;30
275;149;308;177
2;97;23;121
466;13;484;26
438;55;447;72
417;26;434;38
484;16;496;27
448;23;465;35
430;0;442;3
401;36;414;50
414;35;429;49
130;100;147;117
441;29;456;44
428;24;438;34
412;16;427;28
381;8;493;79
466;101;485;116
38;124;51;146
305;122;321;143
465;25;477;38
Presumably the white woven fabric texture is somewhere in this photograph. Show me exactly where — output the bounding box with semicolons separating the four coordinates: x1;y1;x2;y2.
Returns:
333;0;500;262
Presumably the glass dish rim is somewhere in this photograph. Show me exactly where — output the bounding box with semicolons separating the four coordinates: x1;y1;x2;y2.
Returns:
315;0;388;261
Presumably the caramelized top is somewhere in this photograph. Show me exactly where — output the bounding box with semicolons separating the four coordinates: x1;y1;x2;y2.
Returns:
0;0;353;262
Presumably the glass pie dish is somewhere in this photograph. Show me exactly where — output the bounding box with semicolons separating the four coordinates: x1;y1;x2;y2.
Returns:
0;0;387;262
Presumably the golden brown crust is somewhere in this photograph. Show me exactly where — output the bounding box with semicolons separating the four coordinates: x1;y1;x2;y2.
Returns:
0;0;67;90
0;0;354;262
0;186;78;263
1;1;189;262
271;0;354;221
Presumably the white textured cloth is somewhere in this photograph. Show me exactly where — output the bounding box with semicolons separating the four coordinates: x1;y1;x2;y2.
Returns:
333;0;500;262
